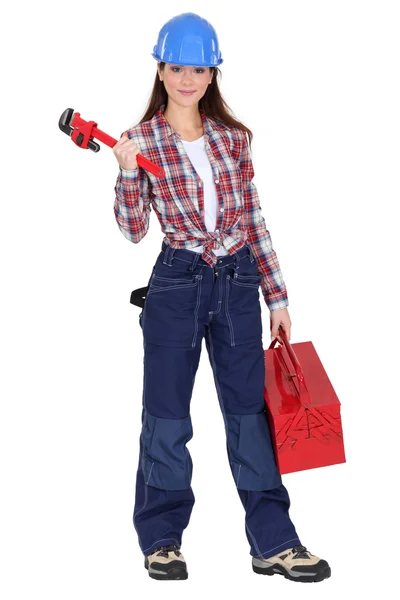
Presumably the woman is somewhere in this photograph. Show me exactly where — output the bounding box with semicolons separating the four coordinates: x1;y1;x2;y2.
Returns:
113;12;330;583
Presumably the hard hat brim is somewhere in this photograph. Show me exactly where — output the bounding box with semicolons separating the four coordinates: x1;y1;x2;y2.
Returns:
151;52;223;67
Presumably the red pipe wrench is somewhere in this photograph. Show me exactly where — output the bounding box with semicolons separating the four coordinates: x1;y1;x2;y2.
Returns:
59;108;165;178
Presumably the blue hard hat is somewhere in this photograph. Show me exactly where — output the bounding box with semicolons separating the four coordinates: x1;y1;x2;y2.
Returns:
151;12;223;67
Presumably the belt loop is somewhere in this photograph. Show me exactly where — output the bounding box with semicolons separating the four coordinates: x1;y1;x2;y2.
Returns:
248;244;254;263
162;243;175;266
189;252;200;271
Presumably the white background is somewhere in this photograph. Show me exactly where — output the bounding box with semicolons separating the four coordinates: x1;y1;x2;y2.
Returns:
1;0;399;597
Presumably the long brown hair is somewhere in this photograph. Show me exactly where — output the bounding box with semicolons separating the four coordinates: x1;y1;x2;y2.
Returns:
139;62;253;147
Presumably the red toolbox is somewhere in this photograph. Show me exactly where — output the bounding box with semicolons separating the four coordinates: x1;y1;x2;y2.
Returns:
264;326;346;474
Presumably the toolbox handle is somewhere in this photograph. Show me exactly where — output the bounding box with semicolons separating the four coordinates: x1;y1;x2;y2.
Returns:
268;325;311;406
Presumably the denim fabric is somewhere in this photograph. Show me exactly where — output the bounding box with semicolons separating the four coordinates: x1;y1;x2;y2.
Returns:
133;241;301;558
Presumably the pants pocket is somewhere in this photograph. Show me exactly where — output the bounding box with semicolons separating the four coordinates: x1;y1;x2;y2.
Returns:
143;274;202;348
225;274;263;346
149;273;200;292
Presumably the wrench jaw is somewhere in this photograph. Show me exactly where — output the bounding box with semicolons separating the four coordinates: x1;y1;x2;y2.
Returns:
58;108;74;136
58;108;100;152
81;138;100;152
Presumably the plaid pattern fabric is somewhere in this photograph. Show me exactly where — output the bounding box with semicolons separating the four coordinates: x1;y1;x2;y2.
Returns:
114;104;288;311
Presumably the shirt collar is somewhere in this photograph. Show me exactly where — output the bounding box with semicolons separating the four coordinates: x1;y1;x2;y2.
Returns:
150;103;229;141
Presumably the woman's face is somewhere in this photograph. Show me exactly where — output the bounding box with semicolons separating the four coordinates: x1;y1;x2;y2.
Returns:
158;63;213;107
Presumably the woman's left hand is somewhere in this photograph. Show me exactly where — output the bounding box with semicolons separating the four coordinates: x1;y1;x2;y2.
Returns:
270;308;291;344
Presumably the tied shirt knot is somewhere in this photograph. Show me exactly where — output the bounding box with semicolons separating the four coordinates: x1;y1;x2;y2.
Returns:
201;230;223;266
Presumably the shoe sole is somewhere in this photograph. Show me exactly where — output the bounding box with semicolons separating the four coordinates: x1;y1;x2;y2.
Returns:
252;561;331;583
145;559;188;580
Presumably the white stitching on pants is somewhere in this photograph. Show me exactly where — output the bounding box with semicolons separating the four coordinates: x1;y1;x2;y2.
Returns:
236;463;242;487
145;461;154;484
192;276;202;347
209;267;223;316
246;522;263;556
133;344;150;552
207;329;228;430
133;477;149;552
225;277;235;346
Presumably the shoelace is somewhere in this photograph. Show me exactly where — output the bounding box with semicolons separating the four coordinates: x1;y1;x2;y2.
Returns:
154;544;181;558
290;544;311;559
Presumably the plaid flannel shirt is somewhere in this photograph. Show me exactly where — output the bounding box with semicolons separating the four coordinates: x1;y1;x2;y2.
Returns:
114;104;288;311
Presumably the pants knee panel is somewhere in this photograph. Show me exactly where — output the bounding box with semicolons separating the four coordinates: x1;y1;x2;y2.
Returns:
225;412;282;490
141;411;193;490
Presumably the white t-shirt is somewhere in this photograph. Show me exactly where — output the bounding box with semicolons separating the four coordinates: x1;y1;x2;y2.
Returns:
181;136;228;256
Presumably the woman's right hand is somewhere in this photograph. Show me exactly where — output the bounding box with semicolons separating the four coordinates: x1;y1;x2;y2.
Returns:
113;132;140;170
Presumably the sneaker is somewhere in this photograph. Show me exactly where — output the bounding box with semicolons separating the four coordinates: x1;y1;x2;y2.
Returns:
144;544;188;580
252;544;331;583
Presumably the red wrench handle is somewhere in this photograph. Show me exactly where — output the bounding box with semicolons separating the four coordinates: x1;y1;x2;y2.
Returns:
96;126;165;178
